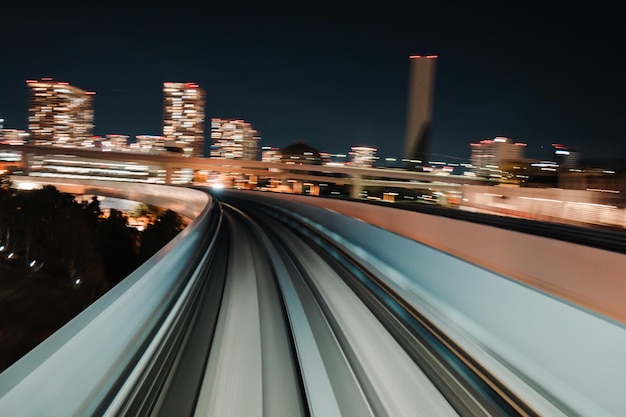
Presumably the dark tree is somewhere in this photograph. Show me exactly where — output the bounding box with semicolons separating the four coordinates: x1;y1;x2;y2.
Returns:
139;209;186;262
82;196;102;229
0;179;186;373
4;186;107;292
0;177;17;251
131;202;162;222
95;208;140;288
0;183;109;372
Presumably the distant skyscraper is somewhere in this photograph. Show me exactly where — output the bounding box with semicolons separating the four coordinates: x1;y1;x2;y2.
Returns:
403;55;437;169
210;118;260;160
27;78;95;146
163;82;205;157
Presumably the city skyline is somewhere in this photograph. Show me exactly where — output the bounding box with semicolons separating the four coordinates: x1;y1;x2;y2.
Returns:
1;2;624;162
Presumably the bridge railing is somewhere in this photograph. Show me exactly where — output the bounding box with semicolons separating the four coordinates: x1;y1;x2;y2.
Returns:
0;179;220;417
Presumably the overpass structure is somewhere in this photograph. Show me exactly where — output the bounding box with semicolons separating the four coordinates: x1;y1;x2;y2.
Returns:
4;144;623;229
0;144;493;197
0;178;625;417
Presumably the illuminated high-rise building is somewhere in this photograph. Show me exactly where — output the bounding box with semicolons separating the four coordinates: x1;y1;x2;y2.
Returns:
350;146;377;168
163;82;205;157
210;118;260;160
403;55;437;169
27;78;95;146
135;135;166;153
470;136;526;178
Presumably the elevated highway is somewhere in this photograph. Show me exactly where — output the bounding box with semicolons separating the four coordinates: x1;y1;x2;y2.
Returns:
0;144;492;197
0;179;624;417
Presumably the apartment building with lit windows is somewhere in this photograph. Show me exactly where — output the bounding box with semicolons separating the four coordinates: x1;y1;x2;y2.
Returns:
470;136;527;178
101;134;129;152
135;135;166;153
26;78;95;146
261;146;282;163
210;118;260;161
350;146;378;167
162;82;205;157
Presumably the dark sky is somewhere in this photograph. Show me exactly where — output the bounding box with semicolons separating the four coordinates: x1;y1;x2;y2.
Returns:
1;1;624;162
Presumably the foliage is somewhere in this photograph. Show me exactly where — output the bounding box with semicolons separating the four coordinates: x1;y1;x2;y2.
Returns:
139;209;186;262
0;177;188;372
0;184;106;288
0;178;187;289
95;208;140;287
0;175;12;191
131;202;163;221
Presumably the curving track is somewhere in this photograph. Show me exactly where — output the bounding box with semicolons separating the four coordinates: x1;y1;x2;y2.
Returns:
6;186;619;417
136;192;543;417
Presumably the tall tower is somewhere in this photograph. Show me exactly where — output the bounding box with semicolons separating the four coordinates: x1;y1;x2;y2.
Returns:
403;55;437;169
210;118;260;161
163;82;205;157
27;78;95;146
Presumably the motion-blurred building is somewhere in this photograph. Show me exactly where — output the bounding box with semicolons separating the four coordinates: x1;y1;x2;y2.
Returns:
261;146;282;163
470;136;527;179
135;135;166;153
101;134;129;152
403;55;437;170
27;78;95;147
0;121;27;170
0;129;29;145
550;143;579;169
280;140;323;165
210;118;260;160
350;146;377;168
163;82;205;157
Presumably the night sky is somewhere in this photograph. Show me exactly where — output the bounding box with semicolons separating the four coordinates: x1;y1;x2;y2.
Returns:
1;1;624;162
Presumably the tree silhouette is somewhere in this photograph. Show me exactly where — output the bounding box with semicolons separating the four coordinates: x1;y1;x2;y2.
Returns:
0;178;16;251
131;202;162;221
82;195;102;229
0;177;191;372
139;209;186;262
95;208;140;288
